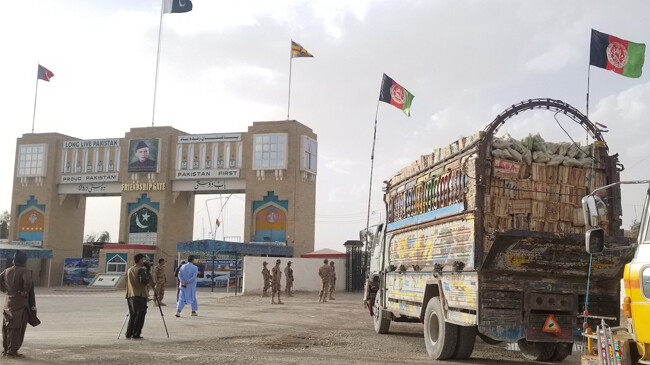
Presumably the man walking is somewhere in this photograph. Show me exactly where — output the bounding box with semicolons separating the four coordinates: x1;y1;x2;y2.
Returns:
318;259;331;303
176;256;199;317
284;261;294;297
271;259;283;304
153;258;167;306
125;253;151;340
261;261;270;298
329;261;336;300
0;251;33;358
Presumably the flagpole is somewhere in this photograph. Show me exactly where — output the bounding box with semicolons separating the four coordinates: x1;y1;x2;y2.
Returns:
151;0;165;127
365;97;382;254
586;65;591;145
32;65;40;133
287;48;293;120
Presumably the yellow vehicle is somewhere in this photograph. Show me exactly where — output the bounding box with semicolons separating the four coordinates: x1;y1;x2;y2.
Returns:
583;181;650;364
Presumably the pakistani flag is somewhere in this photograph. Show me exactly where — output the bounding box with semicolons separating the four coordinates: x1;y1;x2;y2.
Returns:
163;0;193;14
379;74;414;117
129;207;158;233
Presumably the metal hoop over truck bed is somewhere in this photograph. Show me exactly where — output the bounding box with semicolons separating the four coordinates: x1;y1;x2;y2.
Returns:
365;98;635;362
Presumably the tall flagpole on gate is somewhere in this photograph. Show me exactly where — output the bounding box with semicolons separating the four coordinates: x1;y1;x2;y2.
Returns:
287;45;293;120
585;64;592;145
32;64;40;134
365;76;386;256
151;0;166;127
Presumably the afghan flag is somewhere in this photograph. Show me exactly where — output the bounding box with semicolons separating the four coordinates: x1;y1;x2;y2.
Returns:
379;74;414;117
37;64;54;82
291;41;313;58
590;29;645;78
163;0;193;14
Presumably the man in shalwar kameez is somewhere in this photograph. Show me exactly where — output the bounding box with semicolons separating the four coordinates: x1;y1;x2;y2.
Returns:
0;250;33;358
176;256;199;317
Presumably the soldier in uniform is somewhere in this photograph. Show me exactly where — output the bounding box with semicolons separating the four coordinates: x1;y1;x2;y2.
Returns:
153;258;167;306
284;261;294;297
318;259;331;303
261;261;271;297
328;261;336;300
271;259;283;304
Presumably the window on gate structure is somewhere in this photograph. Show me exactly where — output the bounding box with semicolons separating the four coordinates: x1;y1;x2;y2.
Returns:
106;254;127;273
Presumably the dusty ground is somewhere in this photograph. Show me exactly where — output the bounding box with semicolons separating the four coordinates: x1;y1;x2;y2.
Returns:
1;287;581;364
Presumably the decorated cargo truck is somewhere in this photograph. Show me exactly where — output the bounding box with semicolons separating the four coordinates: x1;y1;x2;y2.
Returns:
363;98;635;362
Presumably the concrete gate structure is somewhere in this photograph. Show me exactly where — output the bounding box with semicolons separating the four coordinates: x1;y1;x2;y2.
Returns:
7;120;317;286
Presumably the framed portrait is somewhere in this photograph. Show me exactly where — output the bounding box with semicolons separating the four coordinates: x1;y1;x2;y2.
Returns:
128;138;159;173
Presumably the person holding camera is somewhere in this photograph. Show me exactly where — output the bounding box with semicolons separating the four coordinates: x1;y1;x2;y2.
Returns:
125;253;151;339
176;256;198;317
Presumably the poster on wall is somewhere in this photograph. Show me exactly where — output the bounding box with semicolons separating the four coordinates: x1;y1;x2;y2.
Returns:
128;138;159;173
195;259;241;287
62;258;99;285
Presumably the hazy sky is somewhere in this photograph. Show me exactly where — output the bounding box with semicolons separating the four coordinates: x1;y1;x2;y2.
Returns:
1;0;649;251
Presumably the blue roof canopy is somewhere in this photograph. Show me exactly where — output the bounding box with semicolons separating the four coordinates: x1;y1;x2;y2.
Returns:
177;239;293;257
0;244;53;259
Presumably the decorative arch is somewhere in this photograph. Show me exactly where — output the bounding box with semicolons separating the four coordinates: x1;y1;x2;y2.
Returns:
252;191;288;242
127;194;159;245
17;195;46;242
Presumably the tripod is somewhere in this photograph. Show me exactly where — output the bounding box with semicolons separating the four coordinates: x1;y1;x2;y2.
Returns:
118;283;170;339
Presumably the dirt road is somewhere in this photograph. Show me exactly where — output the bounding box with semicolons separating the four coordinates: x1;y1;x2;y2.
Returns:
2;288;580;364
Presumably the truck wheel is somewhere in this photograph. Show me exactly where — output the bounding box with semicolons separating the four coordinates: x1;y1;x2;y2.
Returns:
453;325;477;359
517;339;557;361
373;294;390;334
548;342;572;362
423;297;458;360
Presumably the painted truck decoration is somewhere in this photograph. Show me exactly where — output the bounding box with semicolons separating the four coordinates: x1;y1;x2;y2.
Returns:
364;98;635;362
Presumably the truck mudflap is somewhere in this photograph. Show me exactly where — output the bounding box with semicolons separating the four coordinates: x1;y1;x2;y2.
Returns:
481;230;635;278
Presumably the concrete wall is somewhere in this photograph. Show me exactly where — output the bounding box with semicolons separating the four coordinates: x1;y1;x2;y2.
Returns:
242;256;345;295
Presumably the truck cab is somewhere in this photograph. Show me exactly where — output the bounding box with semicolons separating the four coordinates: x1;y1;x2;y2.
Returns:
583;182;650;363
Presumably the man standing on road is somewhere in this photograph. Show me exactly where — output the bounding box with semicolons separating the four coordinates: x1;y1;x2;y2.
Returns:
153;258;167;306
271;259;283;304
328;261;336;300
176;256;199;317
0;251;33;358
318;259;331;303
284;261;294;297
175;260;186;301
125;253;151;340
261;261;270;298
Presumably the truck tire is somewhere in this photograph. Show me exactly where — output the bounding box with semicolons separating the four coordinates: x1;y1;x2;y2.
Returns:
423;297;458;360
373;293;390;334
517;339;557;362
548;342;572;362
453;325;477;359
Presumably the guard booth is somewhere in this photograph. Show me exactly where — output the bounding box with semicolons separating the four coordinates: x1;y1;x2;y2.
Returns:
344;240;364;291
176;239;293;294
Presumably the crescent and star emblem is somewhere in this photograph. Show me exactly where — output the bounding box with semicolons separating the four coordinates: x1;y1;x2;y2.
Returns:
179;0;187;7
135;213;149;229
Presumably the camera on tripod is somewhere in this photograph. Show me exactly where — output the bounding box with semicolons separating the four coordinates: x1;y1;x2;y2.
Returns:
143;260;153;272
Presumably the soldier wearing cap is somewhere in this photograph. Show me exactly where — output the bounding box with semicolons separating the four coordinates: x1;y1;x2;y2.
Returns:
284;261;294;297
318;259;331;303
328;261;336;300
271;259;283;304
261;261;271;297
